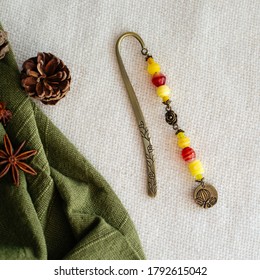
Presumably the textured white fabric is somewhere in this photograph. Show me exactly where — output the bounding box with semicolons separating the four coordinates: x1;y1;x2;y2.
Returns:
1;0;259;260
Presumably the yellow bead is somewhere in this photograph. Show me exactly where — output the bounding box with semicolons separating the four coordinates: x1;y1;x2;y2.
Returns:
188;160;204;178
147;57;154;64
195;174;204;180
147;58;161;75
176;132;186;139
177;136;190;148
147;63;161;75
162;95;170;102
156;85;171;101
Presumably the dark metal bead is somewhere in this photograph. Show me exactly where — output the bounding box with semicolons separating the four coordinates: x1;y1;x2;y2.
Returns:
163;99;172;106
175;129;184;135
145;54;153;60
165;110;177;125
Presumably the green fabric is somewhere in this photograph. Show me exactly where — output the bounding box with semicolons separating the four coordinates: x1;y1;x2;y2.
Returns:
0;24;145;260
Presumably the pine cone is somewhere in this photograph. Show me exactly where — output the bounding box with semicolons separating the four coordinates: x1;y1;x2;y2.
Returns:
21;52;71;105
0;30;9;60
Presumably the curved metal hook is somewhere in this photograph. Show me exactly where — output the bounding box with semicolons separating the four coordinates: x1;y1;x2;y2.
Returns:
116;32;157;197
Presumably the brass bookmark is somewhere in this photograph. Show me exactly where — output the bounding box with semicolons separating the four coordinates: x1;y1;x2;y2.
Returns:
116;32;218;207
116;32;157;197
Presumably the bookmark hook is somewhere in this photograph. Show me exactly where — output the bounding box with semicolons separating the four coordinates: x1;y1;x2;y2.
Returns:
116;32;157;197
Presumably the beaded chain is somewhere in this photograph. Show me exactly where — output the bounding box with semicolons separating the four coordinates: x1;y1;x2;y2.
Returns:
145;54;218;208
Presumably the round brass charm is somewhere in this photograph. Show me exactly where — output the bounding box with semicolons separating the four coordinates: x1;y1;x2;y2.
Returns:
194;183;218;208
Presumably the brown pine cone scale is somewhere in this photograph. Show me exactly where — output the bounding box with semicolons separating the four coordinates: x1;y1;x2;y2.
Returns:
21;52;71;105
0;30;9;60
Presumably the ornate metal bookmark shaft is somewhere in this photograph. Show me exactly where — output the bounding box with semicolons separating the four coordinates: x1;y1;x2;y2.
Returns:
116;32;157;197
116;32;218;207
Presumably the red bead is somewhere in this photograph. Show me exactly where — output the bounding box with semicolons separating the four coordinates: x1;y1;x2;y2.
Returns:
152;73;166;87
182;147;196;162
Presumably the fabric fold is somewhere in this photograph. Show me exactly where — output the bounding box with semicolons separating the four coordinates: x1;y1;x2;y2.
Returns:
0;23;145;260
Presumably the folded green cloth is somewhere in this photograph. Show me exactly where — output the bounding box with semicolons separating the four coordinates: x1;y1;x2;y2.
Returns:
0;24;145;260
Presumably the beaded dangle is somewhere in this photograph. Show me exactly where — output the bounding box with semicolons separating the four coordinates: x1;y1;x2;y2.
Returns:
116;32;218;208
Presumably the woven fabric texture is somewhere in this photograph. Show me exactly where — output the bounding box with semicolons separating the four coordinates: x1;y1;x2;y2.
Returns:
0;24;145;260
0;0;259;259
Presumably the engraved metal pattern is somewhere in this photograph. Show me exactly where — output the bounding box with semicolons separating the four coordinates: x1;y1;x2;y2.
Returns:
194;182;218;208
139;121;157;197
116;32;157;197
165;110;178;126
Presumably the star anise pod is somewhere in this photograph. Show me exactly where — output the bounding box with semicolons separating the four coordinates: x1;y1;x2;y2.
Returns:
0;134;37;186
0;102;12;126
